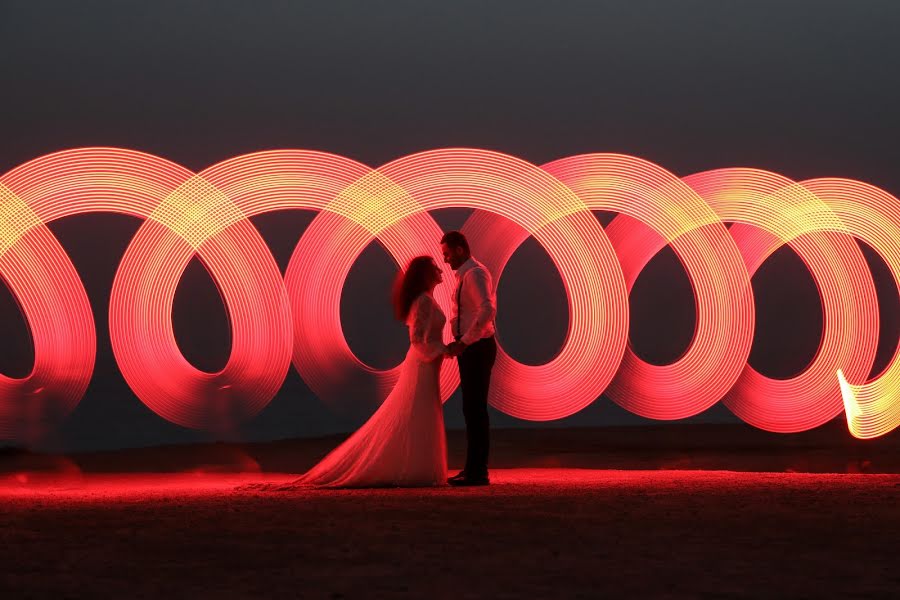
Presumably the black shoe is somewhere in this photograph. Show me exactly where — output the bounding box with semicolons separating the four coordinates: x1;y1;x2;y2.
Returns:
447;471;467;485
448;472;490;487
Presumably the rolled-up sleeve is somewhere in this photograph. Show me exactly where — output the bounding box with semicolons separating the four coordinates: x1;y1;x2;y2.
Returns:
460;267;496;346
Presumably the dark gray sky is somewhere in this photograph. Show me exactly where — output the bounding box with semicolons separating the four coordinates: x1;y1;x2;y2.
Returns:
1;0;898;450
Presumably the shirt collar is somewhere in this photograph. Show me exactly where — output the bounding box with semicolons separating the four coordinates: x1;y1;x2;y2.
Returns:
455;257;477;279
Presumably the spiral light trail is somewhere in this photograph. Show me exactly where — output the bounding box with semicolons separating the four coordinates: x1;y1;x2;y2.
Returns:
0;148;897;440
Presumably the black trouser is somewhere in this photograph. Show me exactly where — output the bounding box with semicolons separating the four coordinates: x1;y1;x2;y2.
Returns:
457;335;497;476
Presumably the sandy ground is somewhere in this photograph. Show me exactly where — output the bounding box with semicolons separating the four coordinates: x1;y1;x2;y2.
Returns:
2;425;899;598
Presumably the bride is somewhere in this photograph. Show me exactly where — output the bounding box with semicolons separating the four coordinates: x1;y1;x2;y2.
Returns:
290;256;449;488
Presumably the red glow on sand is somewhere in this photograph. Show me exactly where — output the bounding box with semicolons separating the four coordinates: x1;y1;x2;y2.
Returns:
0;148;898;439
2;470;897;501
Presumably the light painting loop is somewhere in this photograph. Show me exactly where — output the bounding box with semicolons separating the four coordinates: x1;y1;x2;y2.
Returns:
0;147;898;440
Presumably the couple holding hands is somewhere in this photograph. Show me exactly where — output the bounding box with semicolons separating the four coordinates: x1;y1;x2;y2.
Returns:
284;230;497;489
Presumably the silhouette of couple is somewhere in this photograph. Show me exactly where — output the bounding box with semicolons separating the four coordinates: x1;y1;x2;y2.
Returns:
291;231;497;488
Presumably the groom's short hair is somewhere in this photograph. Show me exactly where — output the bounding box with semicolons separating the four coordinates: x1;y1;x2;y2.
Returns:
440;231;469;253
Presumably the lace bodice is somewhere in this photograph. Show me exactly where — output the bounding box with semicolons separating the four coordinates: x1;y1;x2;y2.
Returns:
407;293;447;362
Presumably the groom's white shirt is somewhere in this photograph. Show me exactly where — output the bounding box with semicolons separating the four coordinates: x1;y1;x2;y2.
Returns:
451;257;497;346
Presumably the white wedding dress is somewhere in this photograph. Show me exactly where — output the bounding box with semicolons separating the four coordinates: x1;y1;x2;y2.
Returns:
295;292;448;488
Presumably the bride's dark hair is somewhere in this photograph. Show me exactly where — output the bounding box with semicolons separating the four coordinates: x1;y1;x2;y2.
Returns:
392;255;436;321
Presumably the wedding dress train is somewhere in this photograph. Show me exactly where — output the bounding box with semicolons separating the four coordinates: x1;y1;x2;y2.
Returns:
294;292;448;488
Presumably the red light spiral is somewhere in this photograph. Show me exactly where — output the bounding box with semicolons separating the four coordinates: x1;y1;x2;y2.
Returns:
0;148;896;440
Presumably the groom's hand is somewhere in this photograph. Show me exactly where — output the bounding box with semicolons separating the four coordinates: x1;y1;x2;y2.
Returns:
447;341;465;357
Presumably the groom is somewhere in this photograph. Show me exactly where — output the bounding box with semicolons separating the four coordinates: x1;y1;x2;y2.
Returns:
441;231;497;486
